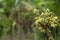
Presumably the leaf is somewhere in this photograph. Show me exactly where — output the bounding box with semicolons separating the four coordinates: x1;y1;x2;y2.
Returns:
0;15;11;32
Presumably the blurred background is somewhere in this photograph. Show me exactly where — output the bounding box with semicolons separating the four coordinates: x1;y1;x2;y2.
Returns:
0;0;60;40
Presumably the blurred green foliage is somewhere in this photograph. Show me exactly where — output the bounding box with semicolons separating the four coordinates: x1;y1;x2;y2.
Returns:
0;0;60;40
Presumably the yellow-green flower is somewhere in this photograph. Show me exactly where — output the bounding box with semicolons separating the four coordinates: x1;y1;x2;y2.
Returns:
34;8;59;32
38;27;45;32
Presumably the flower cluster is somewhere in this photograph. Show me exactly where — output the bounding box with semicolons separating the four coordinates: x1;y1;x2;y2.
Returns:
34;9;59;32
